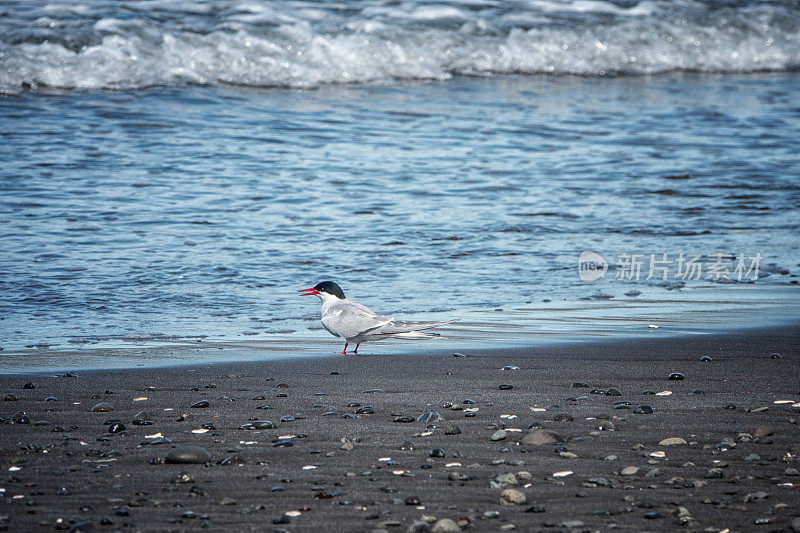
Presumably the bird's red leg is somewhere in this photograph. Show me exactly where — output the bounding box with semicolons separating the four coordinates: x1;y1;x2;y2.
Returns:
339;342;348;355
353;344;359;354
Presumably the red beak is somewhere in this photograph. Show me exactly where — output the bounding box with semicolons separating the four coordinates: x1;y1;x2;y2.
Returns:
299;287;320;296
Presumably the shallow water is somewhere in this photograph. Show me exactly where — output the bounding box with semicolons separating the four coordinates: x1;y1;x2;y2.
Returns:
1;0;799;370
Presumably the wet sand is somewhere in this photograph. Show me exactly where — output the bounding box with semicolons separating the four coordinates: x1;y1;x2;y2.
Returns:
1;326;799;532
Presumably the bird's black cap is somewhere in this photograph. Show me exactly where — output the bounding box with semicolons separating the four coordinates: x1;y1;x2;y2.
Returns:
313;281;345;299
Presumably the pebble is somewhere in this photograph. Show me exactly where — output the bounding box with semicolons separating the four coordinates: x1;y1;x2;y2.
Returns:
570;382;589;388
605;387;622;396
452;353;467;357
620;466;639;476
190;400;210;408
658;437;687;446
498;384;514;390
499;489;526;506
240;420;274;430
4;394;17;401
752;425;773;437
91;402;113;412
502;365;520;371
560;520;584;528
407;521;430;533
429;448;446;458
431;518;460;533
23;382;35;389
700;356;712;361
490;430;507;441
521;429;564;445
165;446;211;464
444;426;461;435
218;454;246;466
492;473;518;488
770;353;783;359
668;373;685;380
393;416;414;423
553;413;574;421
633;404;654;414
417;410;444;423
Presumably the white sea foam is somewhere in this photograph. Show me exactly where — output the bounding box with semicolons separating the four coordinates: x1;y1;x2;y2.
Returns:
1;0;798;93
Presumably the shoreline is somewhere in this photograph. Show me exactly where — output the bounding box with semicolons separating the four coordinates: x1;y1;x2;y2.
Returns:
1;325;798;531
3;317;800;376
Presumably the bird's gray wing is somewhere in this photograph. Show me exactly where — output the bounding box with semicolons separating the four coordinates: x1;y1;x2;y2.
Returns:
322;301;392;339
363;319;458;336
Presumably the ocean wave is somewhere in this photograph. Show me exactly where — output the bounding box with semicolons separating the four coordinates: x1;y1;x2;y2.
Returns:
1;0;799;93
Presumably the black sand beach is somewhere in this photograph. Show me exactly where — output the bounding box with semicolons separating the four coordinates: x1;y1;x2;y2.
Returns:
1;326;799;532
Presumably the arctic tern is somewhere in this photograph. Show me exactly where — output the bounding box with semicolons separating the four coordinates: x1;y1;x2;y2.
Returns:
299;281;457;354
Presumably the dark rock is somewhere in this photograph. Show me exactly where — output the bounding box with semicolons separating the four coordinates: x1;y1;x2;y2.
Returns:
22;382;35;389
429;448;446;458
356;406;374;414
393;416;414;423
633;405;654;414
605;388;622;396
398;441;414;450
90;402;113;412
4;394;17;401
190;400;210;408
498;384;514;390
700;356;712;362
444;426;461;435
770;353;783;359
525;506;546;513
164;446;211;464
570;382;590;388
554;414;574;421
668;373;685;380
108;423;126;434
